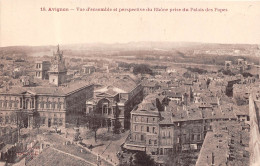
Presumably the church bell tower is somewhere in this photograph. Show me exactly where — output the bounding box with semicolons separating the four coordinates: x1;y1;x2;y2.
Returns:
48;45;67;86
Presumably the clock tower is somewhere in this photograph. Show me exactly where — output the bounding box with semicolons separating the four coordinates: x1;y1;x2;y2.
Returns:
49;45;67;86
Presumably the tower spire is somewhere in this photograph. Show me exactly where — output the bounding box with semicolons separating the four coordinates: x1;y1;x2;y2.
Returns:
57;44;60;53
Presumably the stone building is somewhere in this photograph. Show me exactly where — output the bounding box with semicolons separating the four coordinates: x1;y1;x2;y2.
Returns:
124;93;237;165
0;46;94;128
0;82;94;128
35;61;51;80
48;45;67;86
86;75;143;129
82;65;95;74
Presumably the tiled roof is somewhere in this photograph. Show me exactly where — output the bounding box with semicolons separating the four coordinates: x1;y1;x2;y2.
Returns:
159;102;236;124
0;80;92;96
84;73;138;93
132;101;160;116
196;121;250;166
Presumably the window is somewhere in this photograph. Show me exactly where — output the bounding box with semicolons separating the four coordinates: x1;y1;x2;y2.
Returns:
147;127;149;132
46;102;50;109
58;102;61;109
135;125;137;131
177;136;180;143
41;102;44;109
20;98;23;108
141;117;144;122
53;118;58;125
14;101;18;108
135;116;137;122
160;148;163;155
153;118;155;122
149;139;152;144
153;127;156;133
191;134;194;141
52;102;55;109
59;118;63;126
141;135;144;141
154;140;157;145
4;101;7;107
9;101;12;108
198;134;201;140
42;118;46;125
141;126;144;132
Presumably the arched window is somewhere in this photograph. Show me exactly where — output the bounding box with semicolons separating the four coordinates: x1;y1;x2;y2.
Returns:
46;102;50;109
41;102;44;109
31;98;34;108
25;99;29;109
58;102;62;109
52;102;56;109
14;100;18;108
4;100;7;107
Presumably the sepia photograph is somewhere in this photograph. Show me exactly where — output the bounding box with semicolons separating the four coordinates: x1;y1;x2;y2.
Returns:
0;0;260;166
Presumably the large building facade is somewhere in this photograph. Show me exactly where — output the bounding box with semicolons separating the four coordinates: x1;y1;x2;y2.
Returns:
0;80;94;128
86;75;143;130
0;46;94;128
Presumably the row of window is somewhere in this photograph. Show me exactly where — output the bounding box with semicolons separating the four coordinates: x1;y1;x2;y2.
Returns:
134;125;157;134
161;130;172;138
161;139;173;145
35;72;42;77
176;133;201;143
0;100;19;108
37;102;63;109
36;63;42;69
134;116;157;123
40;113;64;118
41;117;63;126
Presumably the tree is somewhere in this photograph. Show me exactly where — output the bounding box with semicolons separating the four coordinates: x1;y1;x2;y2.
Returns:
9;111;29;139
183;72;192;78
85;113;104;142
133;64;153;75
165;149;181;166
156;98;164;112
132;152;156;166
113;104;121;134
206;78;211;89
32;111;41;133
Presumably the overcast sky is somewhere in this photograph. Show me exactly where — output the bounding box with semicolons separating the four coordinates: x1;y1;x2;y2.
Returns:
1;0;260;47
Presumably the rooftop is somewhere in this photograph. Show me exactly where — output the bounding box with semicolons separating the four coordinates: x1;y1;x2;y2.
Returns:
0;80;93;96
196;121;250;166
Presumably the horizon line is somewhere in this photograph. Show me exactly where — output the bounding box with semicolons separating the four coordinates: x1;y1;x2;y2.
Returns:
1;40;260;48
